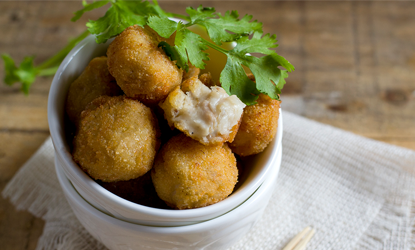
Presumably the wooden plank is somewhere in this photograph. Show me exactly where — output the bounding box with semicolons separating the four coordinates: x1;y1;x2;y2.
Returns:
280;1;415;150
0;92;49;131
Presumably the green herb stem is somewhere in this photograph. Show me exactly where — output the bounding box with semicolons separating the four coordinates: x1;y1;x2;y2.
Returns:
201;38;229;54
38;65;61;76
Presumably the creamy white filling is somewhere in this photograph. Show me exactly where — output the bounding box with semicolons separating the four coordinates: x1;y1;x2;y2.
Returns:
171;79;245;143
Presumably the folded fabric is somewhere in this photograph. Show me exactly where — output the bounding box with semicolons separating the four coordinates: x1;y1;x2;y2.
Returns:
3;111;415;250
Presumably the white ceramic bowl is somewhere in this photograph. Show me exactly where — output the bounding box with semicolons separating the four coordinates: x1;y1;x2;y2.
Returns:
48;34;283;226
56;144;281;250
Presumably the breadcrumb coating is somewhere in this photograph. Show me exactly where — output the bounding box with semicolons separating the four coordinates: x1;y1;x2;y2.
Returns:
229;93;280;156
151;134;238;209
65;56;122;124
73;96;160;182
107;25;182;106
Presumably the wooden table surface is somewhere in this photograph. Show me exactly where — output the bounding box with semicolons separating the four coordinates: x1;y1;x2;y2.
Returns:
1;1;414;249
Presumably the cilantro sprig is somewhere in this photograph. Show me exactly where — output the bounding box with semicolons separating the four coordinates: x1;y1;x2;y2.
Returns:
73;0;157;43
72;0;185;44
148;6;294;104
2;30;89;94
2;0;293;105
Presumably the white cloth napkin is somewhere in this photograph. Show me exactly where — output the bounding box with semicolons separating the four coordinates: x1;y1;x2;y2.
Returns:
3;111;415;250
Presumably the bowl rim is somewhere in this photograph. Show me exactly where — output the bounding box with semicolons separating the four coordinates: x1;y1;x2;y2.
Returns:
47;34;283;222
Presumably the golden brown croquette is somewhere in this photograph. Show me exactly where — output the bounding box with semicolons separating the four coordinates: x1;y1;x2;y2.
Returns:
107;25;182;106
151;134;238;209
65;56;123;124
73;96;160;182
229;93;280;156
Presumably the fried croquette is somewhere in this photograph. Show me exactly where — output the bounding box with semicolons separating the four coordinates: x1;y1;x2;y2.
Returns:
73;96;160;182
159;76;245;145
151;134;238;209
107;25;182;105
229;93;280;156
65;56;122;124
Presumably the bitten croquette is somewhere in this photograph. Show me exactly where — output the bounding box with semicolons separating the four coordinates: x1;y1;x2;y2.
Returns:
73;96;161;182
107;25;182;106
151;134;238;209
65;56;123;124
159;76;245;146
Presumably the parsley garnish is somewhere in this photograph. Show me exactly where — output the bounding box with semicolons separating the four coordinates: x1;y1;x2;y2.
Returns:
2;0;293;105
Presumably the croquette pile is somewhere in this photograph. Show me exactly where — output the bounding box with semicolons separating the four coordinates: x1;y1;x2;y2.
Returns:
66;25;281;210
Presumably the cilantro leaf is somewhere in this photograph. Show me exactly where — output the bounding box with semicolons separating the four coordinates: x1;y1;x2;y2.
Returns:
244;54;289;99
220;56;259;105
234;32;277;55
269;54;295;73
2;54;38;94
217;32;294;103
233;32;294;72
203;11;262;45
158;41;188;70
75;0;167;44
148;15;177;38
175;22;209;70
71;0;110;22
16;57;38;94
149;19;198;71
2;54;20;85
186;6;262;45
120;0;162;17
155;22;210;71
86;2;147;44
2;30;89;94
186;6;216;23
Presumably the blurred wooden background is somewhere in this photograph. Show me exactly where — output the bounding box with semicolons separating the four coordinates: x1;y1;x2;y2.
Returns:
0;1;414;249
